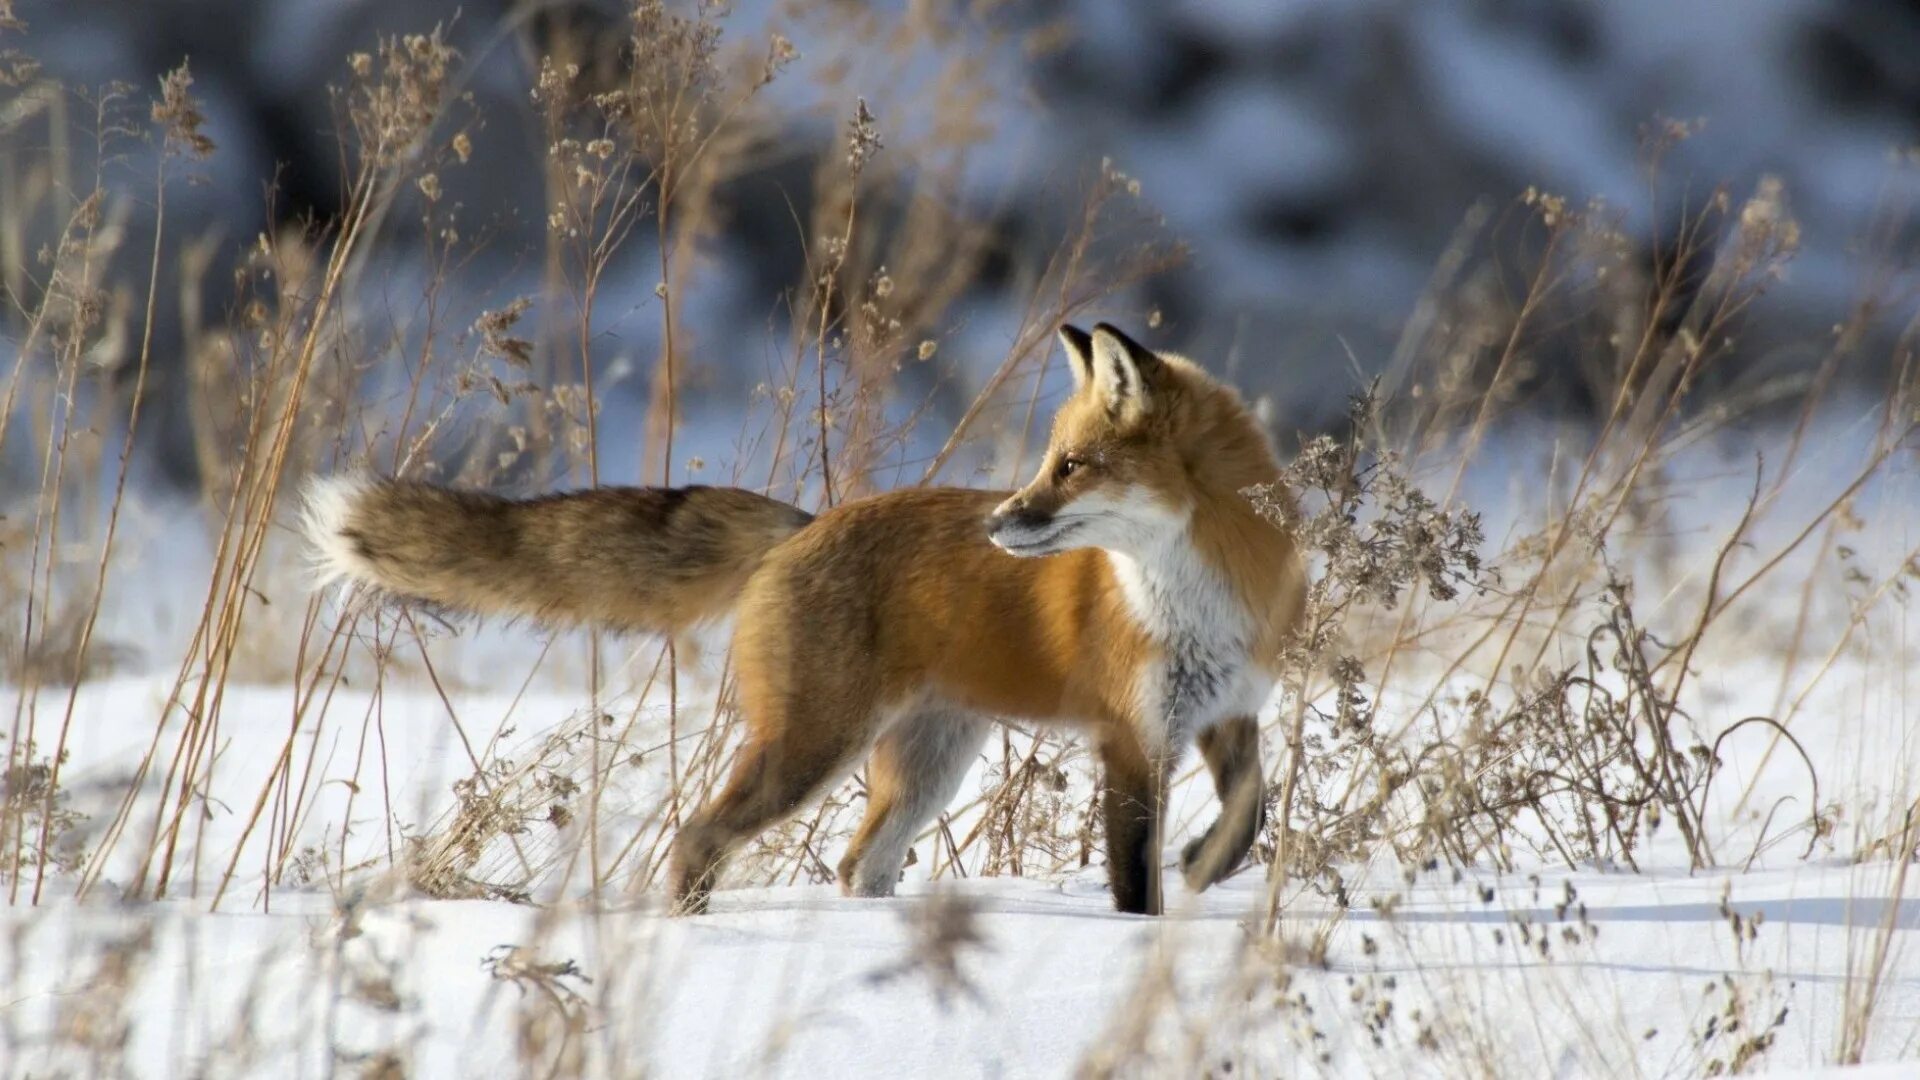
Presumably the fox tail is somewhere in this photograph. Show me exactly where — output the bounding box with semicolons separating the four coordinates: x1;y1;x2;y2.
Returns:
301;475;813;634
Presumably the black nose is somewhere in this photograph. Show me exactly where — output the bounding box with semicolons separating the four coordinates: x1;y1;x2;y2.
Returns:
986;506;1049;533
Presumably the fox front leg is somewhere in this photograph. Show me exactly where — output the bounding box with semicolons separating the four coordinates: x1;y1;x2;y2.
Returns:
1180;715;1265;891
1097;730;1171;915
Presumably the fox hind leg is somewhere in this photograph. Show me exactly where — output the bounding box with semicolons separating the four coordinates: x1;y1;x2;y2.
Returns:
671;711;872;915
837;707;990;898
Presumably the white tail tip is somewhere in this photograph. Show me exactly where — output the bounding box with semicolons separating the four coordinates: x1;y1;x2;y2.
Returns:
300;473;378;590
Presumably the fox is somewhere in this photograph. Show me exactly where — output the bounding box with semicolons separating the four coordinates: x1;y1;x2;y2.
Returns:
303;322;1305;915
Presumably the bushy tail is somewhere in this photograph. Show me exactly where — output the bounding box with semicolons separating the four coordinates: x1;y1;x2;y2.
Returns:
301;475;813;634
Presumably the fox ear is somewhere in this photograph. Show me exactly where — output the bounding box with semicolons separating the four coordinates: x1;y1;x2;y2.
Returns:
1089;323;1162;417
1058;324;1094;389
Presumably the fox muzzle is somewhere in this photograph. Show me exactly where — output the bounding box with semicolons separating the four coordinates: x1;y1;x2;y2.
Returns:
986;497;1077;556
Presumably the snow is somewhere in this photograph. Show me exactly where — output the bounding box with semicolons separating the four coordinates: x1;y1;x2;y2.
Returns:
6;411;1920;1076
4;852;1916;1076
5;593;1919;1077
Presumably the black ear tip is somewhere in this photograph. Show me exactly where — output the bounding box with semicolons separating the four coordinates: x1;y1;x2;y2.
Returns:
1058;324;1092;348
1092;322;1158;363
1092;322;1146;351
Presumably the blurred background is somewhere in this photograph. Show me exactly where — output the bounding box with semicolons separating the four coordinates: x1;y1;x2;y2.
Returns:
4;0;1919;497
9;10;1920;1075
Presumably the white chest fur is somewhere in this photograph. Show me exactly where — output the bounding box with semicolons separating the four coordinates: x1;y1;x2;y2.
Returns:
1107;537;1271;752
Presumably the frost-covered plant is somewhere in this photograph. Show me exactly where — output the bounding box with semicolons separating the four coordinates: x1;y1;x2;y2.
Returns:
0;734;87;881
1243;379;1781;899
1243;383;1486;893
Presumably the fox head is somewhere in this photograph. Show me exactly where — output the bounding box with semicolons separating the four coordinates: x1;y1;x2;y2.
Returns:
987;322;1274;559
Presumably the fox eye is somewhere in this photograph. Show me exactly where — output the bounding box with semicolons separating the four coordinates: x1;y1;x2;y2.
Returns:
1056;456;1086;480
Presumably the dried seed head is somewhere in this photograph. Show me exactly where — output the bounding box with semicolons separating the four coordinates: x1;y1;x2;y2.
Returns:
847;97;883;172
0;47;36;87
152;61;216;159
764;33;798;82
474;298;535;368
348;29;458;166
866;891;989;1006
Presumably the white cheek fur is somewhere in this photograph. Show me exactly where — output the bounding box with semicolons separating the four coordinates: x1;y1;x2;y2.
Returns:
990;482;1187;556
1056;484;1189;554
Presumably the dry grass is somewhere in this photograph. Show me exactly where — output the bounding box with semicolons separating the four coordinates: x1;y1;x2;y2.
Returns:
1;3;1917;1077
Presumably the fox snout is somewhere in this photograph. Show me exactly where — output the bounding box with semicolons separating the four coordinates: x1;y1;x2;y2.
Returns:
986;497;1046;533
987;495;1073;557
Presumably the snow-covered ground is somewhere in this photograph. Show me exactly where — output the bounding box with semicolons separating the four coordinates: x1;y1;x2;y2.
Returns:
6;411;1920;1077
4;834;1916;1076
4;612;1918;1075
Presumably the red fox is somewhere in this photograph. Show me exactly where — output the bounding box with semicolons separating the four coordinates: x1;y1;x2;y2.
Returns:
304;323;1304;914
